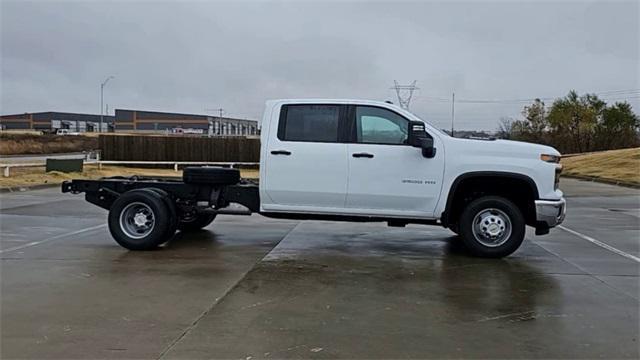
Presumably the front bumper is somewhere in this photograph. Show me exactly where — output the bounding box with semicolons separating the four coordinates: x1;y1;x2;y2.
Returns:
535;198;566;228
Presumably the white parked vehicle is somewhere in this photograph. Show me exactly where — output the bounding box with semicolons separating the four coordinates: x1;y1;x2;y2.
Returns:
55;128;80;136
63;99;566;257
169;127;205;135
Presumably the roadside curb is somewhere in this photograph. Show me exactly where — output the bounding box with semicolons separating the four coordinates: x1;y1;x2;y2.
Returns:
562;174;640;189
0;183;61;193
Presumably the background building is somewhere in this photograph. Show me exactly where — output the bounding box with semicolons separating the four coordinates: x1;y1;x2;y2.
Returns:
115;109;259;135
0;112;114;132
1;109;259;135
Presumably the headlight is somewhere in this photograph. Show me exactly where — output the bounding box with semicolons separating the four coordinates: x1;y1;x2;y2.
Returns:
541;154;561;163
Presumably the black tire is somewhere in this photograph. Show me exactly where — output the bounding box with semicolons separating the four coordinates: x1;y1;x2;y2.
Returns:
178;213;216;231
107;189;172;250
458;196;525;258
183;167;240;185
145;188;178;240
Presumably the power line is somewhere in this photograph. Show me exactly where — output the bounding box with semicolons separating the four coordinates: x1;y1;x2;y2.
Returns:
599;95;640;101
417;89;640;105
594;89;640;95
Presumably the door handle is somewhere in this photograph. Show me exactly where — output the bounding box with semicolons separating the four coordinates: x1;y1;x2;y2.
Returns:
352;152;374;158
271;150;291;155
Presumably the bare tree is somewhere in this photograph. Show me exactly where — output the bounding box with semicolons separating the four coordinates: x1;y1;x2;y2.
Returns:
496;117;514;139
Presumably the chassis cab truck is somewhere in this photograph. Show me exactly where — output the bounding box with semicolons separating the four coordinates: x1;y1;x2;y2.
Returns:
62;99;566;258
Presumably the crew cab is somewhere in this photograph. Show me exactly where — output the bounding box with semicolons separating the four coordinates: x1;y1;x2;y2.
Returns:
62;99;566;257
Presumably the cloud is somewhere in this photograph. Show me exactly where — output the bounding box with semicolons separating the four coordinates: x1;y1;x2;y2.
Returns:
1;0;638;130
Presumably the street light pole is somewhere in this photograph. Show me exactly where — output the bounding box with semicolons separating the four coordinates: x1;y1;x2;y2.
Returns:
100;76;114;132
451;92;455;137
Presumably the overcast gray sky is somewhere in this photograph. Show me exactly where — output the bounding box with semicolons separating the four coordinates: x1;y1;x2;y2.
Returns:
1;0;638;130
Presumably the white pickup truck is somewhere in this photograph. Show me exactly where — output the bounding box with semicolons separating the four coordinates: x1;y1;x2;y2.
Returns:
62;99;566;257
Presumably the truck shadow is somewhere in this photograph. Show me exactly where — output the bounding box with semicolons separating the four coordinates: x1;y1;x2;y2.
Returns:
162;230;219;250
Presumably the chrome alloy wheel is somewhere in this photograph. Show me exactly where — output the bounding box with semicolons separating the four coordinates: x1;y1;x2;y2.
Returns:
472;208;512;247
119;202;155;239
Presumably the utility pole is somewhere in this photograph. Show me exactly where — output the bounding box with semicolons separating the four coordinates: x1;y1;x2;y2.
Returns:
206;108;224;117
205;108;225;119
451;92;455;137
205;108;225;135
390;80;419;110
100;76;114;133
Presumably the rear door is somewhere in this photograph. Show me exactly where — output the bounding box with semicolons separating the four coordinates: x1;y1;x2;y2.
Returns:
345;105;444;217
262;104;349;211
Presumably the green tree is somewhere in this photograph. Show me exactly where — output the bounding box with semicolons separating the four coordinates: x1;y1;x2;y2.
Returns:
595;102;639;150
547;91;606;153
500;90;638;153
508;99;548;144
522;99;548;143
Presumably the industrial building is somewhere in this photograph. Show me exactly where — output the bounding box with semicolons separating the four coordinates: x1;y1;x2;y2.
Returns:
0;112;114;132
115;109;259;135
1;109;259;135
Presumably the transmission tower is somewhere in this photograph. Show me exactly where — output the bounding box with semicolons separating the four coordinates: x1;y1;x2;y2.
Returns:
391;80;419;109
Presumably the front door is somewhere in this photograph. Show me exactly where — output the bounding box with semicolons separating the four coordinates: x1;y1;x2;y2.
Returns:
263;104;349;211
345;105;444;217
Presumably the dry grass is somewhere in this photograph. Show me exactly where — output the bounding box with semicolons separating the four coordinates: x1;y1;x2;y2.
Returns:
561;147;640;185
0;130;43;135
0;165;259;189
0;133;98;155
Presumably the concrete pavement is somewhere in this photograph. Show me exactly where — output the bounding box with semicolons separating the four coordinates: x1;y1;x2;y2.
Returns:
1;178;638;359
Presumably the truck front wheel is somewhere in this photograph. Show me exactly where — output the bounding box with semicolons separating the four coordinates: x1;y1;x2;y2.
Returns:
178;213;216;231
108;189;173;250
458;196;525;258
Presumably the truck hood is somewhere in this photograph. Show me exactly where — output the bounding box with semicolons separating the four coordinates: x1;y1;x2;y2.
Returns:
447;137;561;158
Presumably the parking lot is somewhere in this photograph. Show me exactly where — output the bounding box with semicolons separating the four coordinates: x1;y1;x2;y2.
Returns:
1;178;638;359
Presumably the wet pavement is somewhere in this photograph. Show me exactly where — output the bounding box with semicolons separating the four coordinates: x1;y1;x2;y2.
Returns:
1;178;638;359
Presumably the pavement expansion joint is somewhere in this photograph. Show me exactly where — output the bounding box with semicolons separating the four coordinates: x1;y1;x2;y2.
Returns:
156;222;302;360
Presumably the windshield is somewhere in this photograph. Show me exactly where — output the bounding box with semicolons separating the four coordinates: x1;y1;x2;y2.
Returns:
402;109;450;137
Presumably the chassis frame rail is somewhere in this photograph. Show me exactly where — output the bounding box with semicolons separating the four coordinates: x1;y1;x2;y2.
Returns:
62;177;260;213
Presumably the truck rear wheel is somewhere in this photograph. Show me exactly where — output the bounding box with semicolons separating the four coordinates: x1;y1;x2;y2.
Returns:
458;196;525;258
178;213;216;231
449;223;460;235
108;189;173;250
146;188;178;239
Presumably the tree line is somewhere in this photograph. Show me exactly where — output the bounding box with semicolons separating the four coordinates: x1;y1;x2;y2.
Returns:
496;90;639;154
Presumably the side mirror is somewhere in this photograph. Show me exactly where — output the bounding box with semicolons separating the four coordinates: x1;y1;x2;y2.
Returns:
407;121;436;158
419;137;436;158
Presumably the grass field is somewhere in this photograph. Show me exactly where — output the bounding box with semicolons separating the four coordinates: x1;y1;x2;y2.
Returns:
0;165;259;189
0;133;98;155
561;147;640;186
